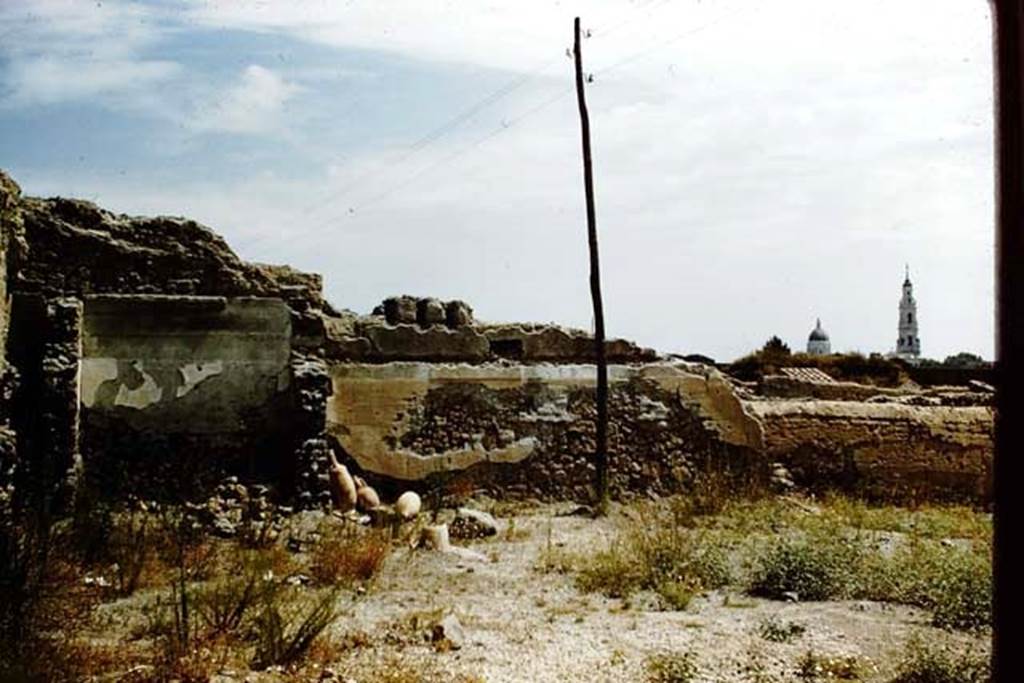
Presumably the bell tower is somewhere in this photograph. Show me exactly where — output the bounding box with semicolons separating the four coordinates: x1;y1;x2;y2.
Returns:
895;265;920;358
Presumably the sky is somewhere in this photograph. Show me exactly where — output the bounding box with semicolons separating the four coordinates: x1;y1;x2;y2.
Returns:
0;0;995;362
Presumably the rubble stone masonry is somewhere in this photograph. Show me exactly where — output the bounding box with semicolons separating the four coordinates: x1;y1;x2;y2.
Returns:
0;169;996;507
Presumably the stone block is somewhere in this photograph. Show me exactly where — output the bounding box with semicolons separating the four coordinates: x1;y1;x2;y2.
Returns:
383;296;418;325
445;300;474;328
417;298;446;327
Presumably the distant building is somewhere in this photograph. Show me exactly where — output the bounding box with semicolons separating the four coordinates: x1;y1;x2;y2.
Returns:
894;265;921;359
806;318;831;355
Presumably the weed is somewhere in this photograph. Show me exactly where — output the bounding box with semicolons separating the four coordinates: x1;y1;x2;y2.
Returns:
758;616;806;643
819;494;991;542
889;638;990;683
927;549;991;632
0;514;103;681
149;508;217;667
738;646;791;683
655;577;699;610
796;650;872;680
238;507;285;549
573;515;732;608
251;586;342;669
309;522;390;587
722;593;757;608
193;548;280;636
108;507;159;596
646;651;698;682
855;538;991;632
574;538;646;598
748;526;864;601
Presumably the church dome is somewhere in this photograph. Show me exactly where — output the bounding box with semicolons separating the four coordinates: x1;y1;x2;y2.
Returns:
808;318;829;342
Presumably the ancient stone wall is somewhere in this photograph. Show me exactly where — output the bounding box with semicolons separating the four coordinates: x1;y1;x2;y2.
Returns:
8;295;83;513
0;172;332;504
78;295;296;499
0;173;23;505
759;374;993;406
324;297;658;364
0;169;998;508
746;400;993;502
325;361;764;500
323;358;994;504
760;375;907;401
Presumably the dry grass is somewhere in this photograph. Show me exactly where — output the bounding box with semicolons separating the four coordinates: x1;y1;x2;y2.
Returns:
309;523;391;587
796;650;875;680
889;637;990;683
646;651;698;682
556;492;991;632
560;505;734;609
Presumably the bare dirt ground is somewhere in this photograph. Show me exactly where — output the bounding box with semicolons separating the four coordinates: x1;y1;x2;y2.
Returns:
84;498;988;683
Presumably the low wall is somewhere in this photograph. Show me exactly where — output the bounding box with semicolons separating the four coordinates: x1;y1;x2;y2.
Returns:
326;361;763;500
79;295;296;498
760;375;907;401
325;360;994;503
746;400;993;502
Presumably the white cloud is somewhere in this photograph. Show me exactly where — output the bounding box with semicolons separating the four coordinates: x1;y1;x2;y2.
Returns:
0;0;179;107
4;0;996;361
3;56;181;107
189;65;301;135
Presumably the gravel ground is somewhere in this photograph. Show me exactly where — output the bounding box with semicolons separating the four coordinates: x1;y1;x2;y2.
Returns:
277;504;987;682
92;501;989;682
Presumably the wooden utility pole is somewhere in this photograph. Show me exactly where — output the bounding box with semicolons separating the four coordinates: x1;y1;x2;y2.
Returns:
573;17;609;514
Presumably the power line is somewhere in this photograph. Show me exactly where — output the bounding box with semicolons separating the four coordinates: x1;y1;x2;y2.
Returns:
311;5;755;224
287;3;753;240
297;1;674;221
340;85;576;217
299;54;563;218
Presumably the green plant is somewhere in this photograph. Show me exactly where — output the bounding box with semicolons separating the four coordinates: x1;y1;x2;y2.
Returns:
655;578;699;610
574;525;731;607
758;616;806;643
574;538;646;598
854;538;991;632
646;651;697;682
193;549;279;636
796;651;870;680
251;586;342;669
889;638;990;683
928;550;991;632
748;528;863;601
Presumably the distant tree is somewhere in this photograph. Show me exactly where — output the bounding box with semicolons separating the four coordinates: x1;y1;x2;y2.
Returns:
942;352;987;368
761;336;791;357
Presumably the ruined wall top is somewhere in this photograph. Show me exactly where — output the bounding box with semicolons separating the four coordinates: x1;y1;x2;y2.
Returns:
1;169;659;364
324;296;660;365
8;179;323;310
